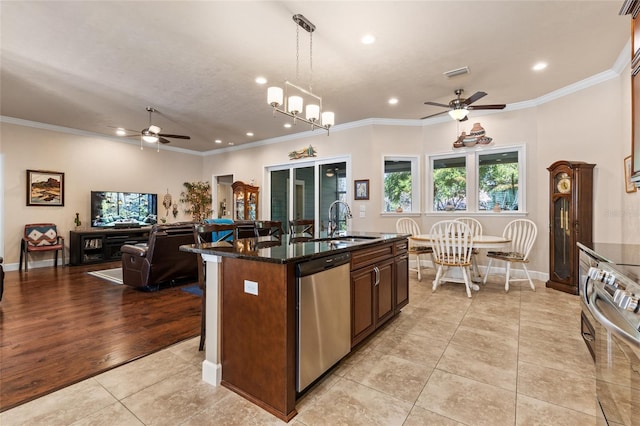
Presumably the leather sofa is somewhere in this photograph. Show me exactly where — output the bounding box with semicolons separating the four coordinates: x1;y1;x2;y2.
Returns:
121;223;198;291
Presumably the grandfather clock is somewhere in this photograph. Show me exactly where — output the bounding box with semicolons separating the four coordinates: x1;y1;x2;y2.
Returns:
546;160;595;294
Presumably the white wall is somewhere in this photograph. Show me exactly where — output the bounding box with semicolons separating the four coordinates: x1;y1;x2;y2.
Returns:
1;124;203;267
2;69;638;274
201;72;636;276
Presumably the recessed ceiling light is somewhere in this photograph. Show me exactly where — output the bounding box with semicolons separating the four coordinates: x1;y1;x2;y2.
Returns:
116;128;126;136
246;132;254;137
361;34;375;45
214;139;222;144
284;123;292;128
532;62;547;71
255;76;267;84
228;142;235;146
388;98;398;105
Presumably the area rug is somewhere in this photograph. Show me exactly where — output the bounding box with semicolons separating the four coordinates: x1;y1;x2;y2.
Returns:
181;284;202;297
88;268;123;285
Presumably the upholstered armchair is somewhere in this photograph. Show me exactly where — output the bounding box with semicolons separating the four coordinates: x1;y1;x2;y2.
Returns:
121;223;198;291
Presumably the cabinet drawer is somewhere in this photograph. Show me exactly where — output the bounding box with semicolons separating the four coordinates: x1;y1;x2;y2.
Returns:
351;243;394;270
394;240;408;255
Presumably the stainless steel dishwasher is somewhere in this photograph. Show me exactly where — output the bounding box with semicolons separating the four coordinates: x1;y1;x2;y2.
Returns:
297;252;351;392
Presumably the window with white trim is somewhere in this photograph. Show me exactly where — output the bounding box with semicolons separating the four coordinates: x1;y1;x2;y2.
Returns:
383;156;420;213
428;145;525;213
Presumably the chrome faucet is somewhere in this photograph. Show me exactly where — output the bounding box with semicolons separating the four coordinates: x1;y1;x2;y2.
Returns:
328;200;353;237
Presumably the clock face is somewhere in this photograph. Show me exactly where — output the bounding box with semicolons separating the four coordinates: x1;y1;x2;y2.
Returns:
556;173;571;193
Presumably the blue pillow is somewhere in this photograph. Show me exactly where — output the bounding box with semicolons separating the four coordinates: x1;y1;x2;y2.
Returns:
204;218;234;241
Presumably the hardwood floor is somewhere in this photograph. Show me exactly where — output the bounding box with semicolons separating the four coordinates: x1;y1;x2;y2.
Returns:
0;261;201;412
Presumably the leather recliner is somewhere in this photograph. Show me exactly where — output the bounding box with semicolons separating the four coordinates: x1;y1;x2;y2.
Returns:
121;223;198;291
0;256;4;301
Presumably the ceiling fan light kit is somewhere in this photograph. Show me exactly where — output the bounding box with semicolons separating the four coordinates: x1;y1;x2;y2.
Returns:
120;106;191;150
422;89;506;122
448;108;469;121
267;14;335;134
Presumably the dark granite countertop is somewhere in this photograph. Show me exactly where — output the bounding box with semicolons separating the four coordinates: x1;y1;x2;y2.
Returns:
180;231;409;264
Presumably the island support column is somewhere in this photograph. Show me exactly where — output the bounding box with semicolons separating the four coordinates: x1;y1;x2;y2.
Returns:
201;253;223;386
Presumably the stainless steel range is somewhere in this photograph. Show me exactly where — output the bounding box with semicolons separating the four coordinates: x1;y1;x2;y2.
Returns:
579;243;640;426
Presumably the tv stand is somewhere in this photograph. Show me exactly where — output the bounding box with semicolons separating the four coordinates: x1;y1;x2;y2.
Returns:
69;227;151;266
114;222;142;229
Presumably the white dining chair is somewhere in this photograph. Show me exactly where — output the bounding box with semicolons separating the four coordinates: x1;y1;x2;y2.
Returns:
429;220;476;298
483;219;538;292
454;217;483;238
454;217;483;280
395;218;432;282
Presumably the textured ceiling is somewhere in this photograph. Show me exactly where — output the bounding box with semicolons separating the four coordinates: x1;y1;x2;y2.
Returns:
0;1;630;153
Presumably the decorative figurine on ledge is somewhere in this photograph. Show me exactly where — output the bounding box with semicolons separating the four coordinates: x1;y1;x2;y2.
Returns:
289;145;317;160
453;123;493;148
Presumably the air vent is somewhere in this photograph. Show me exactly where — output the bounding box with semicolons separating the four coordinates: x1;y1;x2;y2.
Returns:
443;66;470;78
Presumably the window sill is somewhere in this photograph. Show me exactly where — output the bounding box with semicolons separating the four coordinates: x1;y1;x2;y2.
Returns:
423;211;528;217
380;212;421;218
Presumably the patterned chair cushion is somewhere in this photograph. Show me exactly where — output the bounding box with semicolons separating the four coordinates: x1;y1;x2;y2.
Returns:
25;225;59;246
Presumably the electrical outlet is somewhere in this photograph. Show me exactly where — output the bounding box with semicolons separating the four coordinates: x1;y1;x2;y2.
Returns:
244;280;258;295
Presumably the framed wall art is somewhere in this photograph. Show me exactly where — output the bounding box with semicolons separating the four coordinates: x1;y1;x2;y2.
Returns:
354;179;370;200
625;156;637;193
27;169;65;206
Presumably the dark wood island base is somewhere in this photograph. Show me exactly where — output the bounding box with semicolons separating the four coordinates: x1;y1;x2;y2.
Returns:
181;232;409;422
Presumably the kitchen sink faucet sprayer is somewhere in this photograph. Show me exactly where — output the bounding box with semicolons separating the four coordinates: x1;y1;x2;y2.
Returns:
328;200;353;237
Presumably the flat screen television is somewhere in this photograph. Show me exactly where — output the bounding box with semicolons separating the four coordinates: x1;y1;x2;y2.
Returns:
91;191;158;228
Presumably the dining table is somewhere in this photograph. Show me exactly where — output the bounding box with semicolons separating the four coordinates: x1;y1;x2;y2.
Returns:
410;234;512;283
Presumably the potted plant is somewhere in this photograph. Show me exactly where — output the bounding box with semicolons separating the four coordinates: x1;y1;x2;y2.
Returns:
179;181;212;222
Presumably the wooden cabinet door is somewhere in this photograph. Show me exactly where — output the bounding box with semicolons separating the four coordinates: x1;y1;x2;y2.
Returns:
375;258;395;327
395;253;409;311
351;266;375;347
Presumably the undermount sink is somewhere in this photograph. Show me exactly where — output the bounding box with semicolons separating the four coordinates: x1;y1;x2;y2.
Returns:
333;236;378;242
311;235;379;244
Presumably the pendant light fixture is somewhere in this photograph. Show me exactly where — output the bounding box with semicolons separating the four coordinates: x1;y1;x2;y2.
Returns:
267;14;335;134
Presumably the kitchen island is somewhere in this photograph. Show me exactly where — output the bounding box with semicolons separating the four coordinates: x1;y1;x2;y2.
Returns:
181;232;409;421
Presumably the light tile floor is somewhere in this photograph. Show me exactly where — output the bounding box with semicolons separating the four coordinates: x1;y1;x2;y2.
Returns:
1;271;596;425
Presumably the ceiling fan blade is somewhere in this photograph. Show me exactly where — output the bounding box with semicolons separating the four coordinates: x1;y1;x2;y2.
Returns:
468;104;506;110
420;110;449;120
463;91;487;105
159;137;172;144
158;133;191;139
424;101;450;108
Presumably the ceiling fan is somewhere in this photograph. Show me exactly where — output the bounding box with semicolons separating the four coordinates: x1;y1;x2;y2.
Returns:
421;89;506;121
120;107;191;144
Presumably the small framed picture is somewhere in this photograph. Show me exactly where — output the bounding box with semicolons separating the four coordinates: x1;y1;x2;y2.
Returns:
354;179;370;200
624;156;637;193
27;169;65;206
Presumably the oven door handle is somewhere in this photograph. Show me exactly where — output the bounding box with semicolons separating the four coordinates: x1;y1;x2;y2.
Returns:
586;289;640;347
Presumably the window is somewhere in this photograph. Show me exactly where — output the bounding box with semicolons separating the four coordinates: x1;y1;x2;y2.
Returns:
383;156;419;213
432;156;467;211
428;145;525;213
478;151;519;211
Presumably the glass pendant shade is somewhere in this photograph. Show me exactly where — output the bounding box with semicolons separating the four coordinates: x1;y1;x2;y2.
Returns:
142;134;158;143
321;111;335;127
267;87;283;107
305;104;320;121
288;96;303;114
